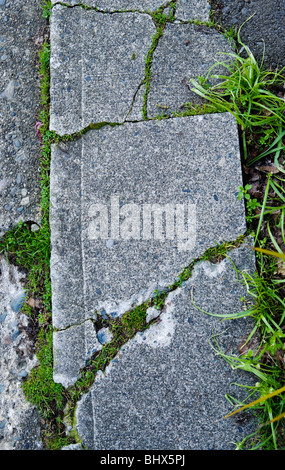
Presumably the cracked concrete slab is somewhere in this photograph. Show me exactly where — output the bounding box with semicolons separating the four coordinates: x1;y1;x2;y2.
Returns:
211;0;285;69
50;0;169;10
0;256;43;450
49;5;156;135
147;22;233;118
53;320;103;388
75;243;257;450
50;113;246;387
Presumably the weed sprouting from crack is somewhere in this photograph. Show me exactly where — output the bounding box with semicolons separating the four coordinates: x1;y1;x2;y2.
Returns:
141;2;177;120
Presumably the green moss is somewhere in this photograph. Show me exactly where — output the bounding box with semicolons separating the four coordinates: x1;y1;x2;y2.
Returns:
142;26;164;120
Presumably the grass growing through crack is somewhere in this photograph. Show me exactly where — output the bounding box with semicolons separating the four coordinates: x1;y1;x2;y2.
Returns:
189;19;285;449
0;27;70;447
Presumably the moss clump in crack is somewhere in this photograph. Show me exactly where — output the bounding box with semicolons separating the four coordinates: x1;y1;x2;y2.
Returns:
142;2;177;120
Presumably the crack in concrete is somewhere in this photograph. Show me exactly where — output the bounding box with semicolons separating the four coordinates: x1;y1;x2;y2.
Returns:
123;80;145;122
54;234;250;333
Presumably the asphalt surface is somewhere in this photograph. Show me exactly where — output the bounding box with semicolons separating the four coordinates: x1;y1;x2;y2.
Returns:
210;0;285;69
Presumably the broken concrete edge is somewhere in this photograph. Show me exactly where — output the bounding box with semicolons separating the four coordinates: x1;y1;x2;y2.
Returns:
53;235;253;396
50;0;210;23
51;234;252;389
50;110;247;388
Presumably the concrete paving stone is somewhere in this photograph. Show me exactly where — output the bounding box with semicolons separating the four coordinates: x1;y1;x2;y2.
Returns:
75;243;257;450
53;320;102;388
210;0;285;69
176;0;210;22
50;0;169;10
147;22;233;118
0;0;46;237
50;113;246;387
49;6;156;135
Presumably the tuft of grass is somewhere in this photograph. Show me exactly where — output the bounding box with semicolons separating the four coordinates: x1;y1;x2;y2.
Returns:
193;241;285;449
190;17;285;165
0;222;51;306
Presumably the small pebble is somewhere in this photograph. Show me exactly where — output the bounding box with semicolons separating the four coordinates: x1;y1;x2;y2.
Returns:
21;196;29;206
13;139;21;149
18;370;28;378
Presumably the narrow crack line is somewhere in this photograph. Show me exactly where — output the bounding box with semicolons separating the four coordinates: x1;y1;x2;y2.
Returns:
51;106;222;144
142;25;165;120
54;234;251;336
69;232;251;381
52;1;161;15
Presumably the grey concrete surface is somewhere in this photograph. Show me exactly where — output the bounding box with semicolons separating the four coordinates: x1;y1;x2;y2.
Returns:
51;0;211;21
147;22;233;118
49;6;156;135
210;0;285;69
75;243;257;450
0;0;46;237
50;113;246;388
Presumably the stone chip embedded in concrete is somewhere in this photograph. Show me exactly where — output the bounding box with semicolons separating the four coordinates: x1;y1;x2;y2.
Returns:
147;23;233;118
75;243;257;450
50;113;246;387
49;6;156;135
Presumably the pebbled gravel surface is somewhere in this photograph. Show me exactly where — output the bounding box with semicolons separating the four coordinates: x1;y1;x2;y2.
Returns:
210;0;285;69
0;0;47;238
